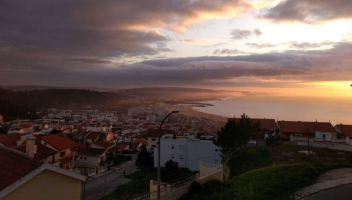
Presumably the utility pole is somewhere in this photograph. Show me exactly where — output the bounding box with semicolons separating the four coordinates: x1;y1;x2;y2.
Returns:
157;109;179;200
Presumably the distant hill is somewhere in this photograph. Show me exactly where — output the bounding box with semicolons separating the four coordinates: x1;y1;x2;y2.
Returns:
0;99;37;121
0;89;132;112
117;87;230;101
0;85;116;92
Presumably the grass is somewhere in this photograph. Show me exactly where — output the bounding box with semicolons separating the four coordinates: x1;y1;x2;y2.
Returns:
181;162;352;200
104;169;196;200
105;144;352;200
104;171;156;200
181;144;352;200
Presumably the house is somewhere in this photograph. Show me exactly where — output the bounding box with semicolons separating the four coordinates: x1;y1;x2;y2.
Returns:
41;134;78;170
0;145;85;200
91;140;114;149
72;146;107;175
12;135;57;163
335;124;352;144
277;121;337;142
154;136;221;171
85;131;101;143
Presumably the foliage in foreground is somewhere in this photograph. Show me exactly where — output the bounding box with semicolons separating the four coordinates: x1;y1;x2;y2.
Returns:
181;162;351;200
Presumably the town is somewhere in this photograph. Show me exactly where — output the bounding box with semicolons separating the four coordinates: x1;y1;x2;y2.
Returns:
2;102;352;200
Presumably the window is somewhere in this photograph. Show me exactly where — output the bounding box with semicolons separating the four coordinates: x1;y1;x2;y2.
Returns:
60;151;66;157
151;145;156;147
215;149;218;152
171;155;174;159
43;142;47;145
171;145;174;149
179;155;184;159
150;148;154;150
84;157;87;160
215;159;218;163
179;145;184;150
80;157;82;159
152;139;156;141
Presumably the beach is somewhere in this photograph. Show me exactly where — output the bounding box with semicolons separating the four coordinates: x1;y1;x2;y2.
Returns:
170;104;227;122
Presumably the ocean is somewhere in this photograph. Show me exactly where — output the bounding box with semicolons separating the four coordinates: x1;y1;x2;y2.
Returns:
193;96;352;124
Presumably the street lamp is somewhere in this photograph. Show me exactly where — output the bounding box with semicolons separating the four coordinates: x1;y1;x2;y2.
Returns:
157;109;179;200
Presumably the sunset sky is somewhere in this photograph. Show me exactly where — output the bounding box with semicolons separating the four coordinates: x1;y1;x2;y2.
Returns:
1;0;352;98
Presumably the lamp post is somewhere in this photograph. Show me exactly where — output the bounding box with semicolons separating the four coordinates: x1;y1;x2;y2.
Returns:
157;109;179;200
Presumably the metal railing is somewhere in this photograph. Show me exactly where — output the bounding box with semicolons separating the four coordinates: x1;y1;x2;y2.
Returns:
170;175;196;191
203;162;221;169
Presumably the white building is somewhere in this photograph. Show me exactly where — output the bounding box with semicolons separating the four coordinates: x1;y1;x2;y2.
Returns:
154;137;221;171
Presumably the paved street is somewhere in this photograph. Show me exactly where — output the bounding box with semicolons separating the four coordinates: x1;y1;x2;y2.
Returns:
82;162;136;200
301;184;352;200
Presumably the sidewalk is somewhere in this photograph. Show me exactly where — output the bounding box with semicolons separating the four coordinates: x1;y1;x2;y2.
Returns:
295;168;352;199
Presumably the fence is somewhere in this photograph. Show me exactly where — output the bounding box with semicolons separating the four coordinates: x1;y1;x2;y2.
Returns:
133;162;224;200
170;176;196;191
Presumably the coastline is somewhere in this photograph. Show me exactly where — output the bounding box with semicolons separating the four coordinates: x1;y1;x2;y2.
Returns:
170;104;227;122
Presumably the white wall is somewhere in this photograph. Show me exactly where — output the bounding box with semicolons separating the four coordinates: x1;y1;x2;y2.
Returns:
154;138;221;171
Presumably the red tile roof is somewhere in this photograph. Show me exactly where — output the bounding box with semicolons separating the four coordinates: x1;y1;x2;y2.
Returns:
336;124;352;137
42;134;77;151
92;140;114;149
0;146;42;191
228;118;277;130
133;139;148;145
12;143;57;160
73;147;106;157
147;129;175;138
85;132;101;140
278;121;336;133
0;135;17;147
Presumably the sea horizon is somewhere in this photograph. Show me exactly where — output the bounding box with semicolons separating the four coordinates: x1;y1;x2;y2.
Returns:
193;96;352;125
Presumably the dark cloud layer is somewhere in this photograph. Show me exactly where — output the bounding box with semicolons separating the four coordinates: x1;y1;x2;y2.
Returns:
262;0;352;23
0;0;249;72
4;42;352;89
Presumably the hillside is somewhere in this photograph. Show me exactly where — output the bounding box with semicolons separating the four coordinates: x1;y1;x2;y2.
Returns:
0;89;133;112
0;99;37;121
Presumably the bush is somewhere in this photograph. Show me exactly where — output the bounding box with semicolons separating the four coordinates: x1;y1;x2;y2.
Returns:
228;147;272;178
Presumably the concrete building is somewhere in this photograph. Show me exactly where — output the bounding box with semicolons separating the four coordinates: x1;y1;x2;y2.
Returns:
147;129;176;153
0;145;85;200
154;137;221;171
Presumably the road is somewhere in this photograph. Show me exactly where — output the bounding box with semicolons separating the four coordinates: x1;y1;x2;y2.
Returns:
301;184;352;200
82;162;136;200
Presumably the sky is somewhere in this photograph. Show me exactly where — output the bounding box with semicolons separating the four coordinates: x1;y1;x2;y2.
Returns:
1;0;352;98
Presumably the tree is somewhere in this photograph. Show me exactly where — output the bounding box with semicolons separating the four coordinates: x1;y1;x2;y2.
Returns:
161;160;182;183
214;113;260;159
265;129;282;152
135;144;153;171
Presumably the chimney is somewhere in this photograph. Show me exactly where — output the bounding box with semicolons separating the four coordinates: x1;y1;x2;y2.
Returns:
26;135;36;158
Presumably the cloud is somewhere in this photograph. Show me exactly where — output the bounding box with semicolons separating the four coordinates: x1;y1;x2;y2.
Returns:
213;49;242;55
230;29;262;40
246;43;275;48
289;41;335;49
0;0;252;73
261;0;352;23
3;42;352;88
254;29;263;36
